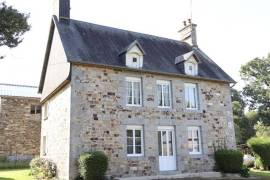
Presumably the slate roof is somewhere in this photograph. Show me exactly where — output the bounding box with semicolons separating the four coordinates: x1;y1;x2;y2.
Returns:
43;16;235;87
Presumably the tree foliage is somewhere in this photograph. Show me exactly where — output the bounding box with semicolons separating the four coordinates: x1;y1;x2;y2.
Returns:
240;55;270;125
0;2;30;58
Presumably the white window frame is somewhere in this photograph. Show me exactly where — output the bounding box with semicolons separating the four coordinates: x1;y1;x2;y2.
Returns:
126;125;144;157
157;80;171;108
126;77;142;106
184;83;199;110
185;61;198;76
188;126;202;155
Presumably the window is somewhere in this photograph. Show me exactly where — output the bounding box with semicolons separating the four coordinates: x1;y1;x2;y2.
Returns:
126;77;142;106
133;57;137;63
42;136;47;156
30;105;41;114
188;126;202;154
185;61;198;76
43;103;49;120
157;80;171;108
185;83;199;110
126;126;143;156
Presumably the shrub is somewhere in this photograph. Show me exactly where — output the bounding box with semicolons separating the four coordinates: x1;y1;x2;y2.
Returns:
30;157;57;180
240;165;250;178
254;156;264;170
78;151;108;180
214;149;243;173
247;137;270;170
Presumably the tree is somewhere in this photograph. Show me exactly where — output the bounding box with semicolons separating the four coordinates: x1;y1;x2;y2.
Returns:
0;2;30;58
240;54;270;125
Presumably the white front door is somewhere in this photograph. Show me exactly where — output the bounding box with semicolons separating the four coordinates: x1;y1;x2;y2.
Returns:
158;126;176;171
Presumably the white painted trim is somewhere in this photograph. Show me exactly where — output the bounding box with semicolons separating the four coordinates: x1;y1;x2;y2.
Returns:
126;125;144;157
188;126;202;155
157;80;172;108
184;83;199;110
126;77;142;106
158;126;174;130
125;77;141;82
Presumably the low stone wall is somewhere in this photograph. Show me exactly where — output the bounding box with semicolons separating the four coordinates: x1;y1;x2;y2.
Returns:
0;96;41;160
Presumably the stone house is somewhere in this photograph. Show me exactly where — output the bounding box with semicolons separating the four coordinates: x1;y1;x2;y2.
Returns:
39;0;236;179
0;83;41;161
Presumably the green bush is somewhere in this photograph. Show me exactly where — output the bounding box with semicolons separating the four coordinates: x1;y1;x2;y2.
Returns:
78;151;108;180
247;137;270;170
215;149;243;173
30;157;57;179
240;165;250;178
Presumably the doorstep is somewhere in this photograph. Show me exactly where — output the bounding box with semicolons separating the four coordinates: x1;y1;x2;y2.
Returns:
115;172;261;180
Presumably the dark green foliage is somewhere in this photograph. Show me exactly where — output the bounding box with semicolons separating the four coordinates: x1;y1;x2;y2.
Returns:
0;2;30;58
240;55;270;125
78;151;108;180
0;160;30;169
240;165;250;178
30;157;57;179
215;149;243;173
248;137;270;170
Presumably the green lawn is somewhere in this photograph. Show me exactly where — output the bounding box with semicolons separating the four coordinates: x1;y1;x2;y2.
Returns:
0;169;33;180
250;168;270;178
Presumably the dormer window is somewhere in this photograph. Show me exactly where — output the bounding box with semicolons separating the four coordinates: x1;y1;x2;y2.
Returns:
185;62;197;76
119;40;145;69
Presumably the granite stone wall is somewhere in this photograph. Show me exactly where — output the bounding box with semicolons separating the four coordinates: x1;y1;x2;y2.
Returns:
68;65;236;179
0;96;41;160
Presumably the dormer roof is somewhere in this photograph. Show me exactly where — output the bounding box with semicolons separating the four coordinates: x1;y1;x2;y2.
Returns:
119;40;146;56
175;50;200;64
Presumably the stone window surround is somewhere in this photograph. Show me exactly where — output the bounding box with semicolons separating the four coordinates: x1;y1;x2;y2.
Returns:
126;125;144;157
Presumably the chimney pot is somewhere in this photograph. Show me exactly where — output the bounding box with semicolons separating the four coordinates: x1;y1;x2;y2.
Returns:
178;20;198;47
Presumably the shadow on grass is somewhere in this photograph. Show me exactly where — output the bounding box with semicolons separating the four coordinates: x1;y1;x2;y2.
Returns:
0;177;14;180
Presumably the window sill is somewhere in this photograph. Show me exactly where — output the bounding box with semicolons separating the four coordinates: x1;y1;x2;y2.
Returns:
158;106;171;109
126;104;142;107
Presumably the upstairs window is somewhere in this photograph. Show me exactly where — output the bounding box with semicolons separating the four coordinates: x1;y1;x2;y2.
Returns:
126;77;142;106
188;126;202;154
126;125;144;156
30;105;41;114
185;61;198;76
185;83;199;110
157;80;171;108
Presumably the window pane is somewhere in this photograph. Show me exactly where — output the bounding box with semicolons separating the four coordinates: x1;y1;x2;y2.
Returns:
127;82;132;104
127;137;133;146
133;82;141;105
188;138;193;152
36;105;41;114
135;130;141;137
168;131;173;156
163;84;170;107
127;145;133;154
30;105;35;114
185;86;190;108
158;131;162;156
127;130;133;137
135;146;141;154
162;131;167;156
157;84;162;106
193;87;197;108
135;137;141;146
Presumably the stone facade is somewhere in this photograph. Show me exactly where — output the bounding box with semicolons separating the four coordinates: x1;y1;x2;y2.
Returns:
0;96;41;160
41;63;236;180
42;64;235;179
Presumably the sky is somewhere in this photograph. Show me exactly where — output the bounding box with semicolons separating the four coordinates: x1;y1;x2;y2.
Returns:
0;0;270;90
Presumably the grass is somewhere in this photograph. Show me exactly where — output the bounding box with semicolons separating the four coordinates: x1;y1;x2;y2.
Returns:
250;168;270;178
0;169;33;180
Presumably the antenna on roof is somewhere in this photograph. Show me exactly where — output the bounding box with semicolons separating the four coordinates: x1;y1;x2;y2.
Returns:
190;0;193;23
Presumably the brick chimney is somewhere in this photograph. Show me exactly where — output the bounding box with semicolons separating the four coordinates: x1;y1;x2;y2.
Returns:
178;19;197;47
53;0;70;23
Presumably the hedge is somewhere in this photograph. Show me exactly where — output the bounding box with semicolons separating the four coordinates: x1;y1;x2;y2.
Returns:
78;151;108;180
247;136;270;170
214;149;243;173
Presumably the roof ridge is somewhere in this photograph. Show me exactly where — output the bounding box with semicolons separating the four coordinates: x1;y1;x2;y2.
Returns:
69;18;190;46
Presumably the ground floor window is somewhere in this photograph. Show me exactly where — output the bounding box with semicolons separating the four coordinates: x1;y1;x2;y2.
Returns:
126;125;143;156
188;126;202;154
